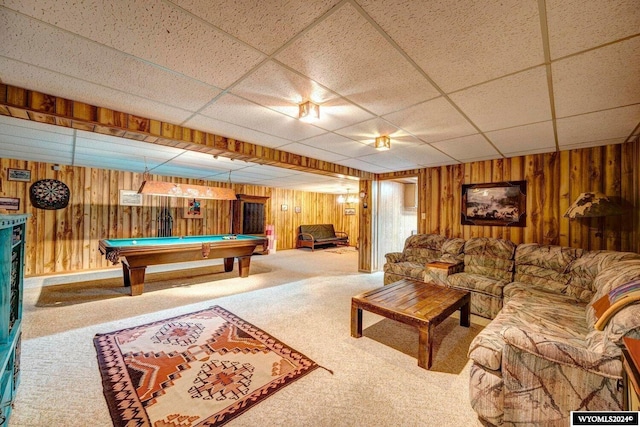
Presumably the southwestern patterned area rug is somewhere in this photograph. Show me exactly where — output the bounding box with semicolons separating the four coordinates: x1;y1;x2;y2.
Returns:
94;305;319;426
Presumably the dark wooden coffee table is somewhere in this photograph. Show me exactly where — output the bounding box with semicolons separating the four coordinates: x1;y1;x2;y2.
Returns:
351;278;471;369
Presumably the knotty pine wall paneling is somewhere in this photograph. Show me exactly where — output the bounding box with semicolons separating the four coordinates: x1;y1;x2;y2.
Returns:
411;142;638;253
0;158;360;276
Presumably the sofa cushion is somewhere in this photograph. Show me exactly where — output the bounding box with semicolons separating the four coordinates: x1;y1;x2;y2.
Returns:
568;251;640;302
469;288;589;371
441;237;465;259
504;282;583;305
299;224;336;240
448;273;508;298
514;243;584;295
402;234;446;263
462;237;516;281
383;261;427;282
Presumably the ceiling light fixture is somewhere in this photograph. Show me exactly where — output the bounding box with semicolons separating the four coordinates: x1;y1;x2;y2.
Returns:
137;180;236;200
375;135;391;151
299;101;320;122
337;189;358;204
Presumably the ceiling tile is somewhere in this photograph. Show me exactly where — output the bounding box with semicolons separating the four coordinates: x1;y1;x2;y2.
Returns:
358;152;422;170
275;3;440;115
0;116;74;164
559;137;627;152
358;0;544;93
278;142;348;162
298;133;379;157
0;58;194;123
0;115;74;139
546;0;640;59
431;134;502;162
240;164;298;178
313;96;376;132
231;61;336;114
486;121;556;156
383;97;477;143
198;94;325;141
171;0;339;54
1;0;265;88
552;37;640;118
556;105;640;147
184;115;292;148
0;8;220;112
74;133;185;173
450;66;552;131
230;60;374;131
334;158;392;173
334;118;401;146
393;144;457;167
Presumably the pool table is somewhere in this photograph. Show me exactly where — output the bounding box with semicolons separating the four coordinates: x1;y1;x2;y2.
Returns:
98;234;268;296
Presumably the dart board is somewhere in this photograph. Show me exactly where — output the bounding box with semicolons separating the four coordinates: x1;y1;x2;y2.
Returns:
29;179;70;210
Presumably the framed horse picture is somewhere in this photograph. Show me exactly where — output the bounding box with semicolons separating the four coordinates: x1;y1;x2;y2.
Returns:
461;181;527;227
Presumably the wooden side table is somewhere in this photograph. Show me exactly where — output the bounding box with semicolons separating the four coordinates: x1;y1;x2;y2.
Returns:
426;261;464;286
622;336;640;411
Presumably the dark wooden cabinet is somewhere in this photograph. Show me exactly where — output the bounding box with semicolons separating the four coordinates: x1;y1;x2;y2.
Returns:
0;214;28;425
233;195;270;254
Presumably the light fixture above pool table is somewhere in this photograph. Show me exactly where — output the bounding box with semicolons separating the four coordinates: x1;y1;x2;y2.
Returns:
137;180;236;200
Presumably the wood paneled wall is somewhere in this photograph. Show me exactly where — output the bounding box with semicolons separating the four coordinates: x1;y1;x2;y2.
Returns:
414;142;638;252
2;141;638;277
0;158;359;276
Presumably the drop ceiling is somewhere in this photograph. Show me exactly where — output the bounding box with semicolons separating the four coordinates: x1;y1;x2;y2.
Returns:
0;0;639;194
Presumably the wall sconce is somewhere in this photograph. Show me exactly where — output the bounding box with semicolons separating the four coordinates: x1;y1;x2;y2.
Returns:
359;190;368;209
299;101;320;122
375;135;391;151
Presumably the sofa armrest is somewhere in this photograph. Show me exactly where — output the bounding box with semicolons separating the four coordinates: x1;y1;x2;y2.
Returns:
297;232;315;242
501;326;621;378
335;231;349;239
500;326;624;423
385;252;404;264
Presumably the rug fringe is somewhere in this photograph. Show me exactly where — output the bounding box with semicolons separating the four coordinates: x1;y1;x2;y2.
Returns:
318;365;334;375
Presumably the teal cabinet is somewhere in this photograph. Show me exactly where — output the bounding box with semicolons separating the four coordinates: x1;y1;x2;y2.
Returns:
0;214;28;425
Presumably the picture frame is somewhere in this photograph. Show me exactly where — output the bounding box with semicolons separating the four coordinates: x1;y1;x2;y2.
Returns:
0;197;20;211
281;204;288;211
119;190;143;206
183;198;203;219
461;180;527;227
294;206;301;213
344;207;356;215
7;168;31;182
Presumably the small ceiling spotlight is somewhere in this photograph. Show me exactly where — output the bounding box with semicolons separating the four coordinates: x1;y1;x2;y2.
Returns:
298;101;320;122
375;135;391;151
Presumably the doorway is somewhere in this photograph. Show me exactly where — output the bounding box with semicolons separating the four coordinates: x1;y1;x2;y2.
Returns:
375;177;418;270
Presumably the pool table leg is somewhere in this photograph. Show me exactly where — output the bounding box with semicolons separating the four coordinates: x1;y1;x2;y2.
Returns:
237;256;251;277
223;257;234;272
122;263;146;296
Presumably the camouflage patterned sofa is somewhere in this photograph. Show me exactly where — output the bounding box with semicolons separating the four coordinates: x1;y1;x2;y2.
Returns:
383;234;465;285
447;237;517;319
467;244;640;426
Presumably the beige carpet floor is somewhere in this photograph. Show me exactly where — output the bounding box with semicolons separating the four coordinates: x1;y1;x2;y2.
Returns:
11;247;485;426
